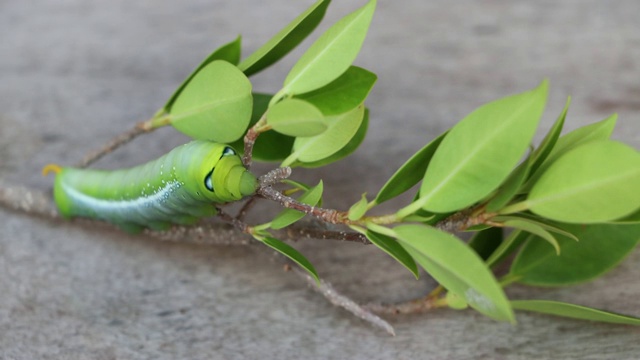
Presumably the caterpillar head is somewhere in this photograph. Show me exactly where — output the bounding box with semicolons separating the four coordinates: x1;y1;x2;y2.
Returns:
193;142;258;203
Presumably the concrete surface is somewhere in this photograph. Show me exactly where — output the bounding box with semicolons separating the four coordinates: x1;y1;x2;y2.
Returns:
2;0;640;359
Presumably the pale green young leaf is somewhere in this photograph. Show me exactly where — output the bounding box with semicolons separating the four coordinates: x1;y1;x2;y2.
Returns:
486;230;531;268
528;97;570;175
163;36;242;112
295;66;377;115
418;80;548;213
282;105;364;166
169;60;252;143
291;109;368;168
485;154;533;212
494;213;579;241
446;291;469;310
511;300;640;325
270;181;323;229
262;237;319;283
238;0;330;77
502;219;560;255
374;131;447;206
281;0;376;96
347;193;369;221
510;223;640;286
395;224;514;322
523;141;640;223
365;230;419;279
266;98;326;137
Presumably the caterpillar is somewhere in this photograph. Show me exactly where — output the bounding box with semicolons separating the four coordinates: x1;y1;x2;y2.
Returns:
43;140;258;233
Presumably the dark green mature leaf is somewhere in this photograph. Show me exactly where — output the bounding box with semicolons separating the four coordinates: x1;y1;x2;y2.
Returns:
238;0;331;77
365;230;419;279
280;0;376;96
523;141;640;223
270;181;323;229
468;227;503;261
282;105;365;166
374;131;447;206
292;109;368;168
510;223;640;286
262;237;319;282
169;60;252;143
417;80;548;213
266;98;326;137
395;224;514;322
163;37;242;112
296;66;377;115
511;300;640;325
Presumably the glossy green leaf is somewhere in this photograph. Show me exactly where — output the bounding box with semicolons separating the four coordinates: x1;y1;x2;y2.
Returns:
262;237;319;282
365;230;419;279
468;227;503;260
523;141;640;223
374;131;447;206
238;0;330;77
511;300;640;325
163;37;242;112
266;98;326;137
614;209;640;224
169;60;252;143
270;181;323;229
281;0;376;96
291;108;368;168
230;93;294;162
295;66;377;115
348;193;369;221
485;154;533;212
486;230;531;268
394;224;514;322
282;104;364;166
502;219;560;255
418;80;548;213
528;97;570;176
510;223;640;286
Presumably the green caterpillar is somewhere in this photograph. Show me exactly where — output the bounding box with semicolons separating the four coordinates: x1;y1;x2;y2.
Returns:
44;140;258;233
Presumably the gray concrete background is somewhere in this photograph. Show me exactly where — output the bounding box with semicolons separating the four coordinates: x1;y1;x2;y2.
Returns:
2;0;640;358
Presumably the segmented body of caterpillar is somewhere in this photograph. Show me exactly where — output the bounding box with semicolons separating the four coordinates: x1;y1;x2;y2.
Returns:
44;140;258;233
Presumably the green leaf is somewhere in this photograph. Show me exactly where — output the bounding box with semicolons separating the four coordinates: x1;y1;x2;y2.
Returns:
394;224;514;322
169;60;252;143
468;227;503;261
417;80;548;213
164;36;242;112
374;131;447;206
238;0;331;77
510;223;640;286
446;291;469;310
614;209;640;224
266;98;326;137
365;230;419;279
485;154;533;212
295;66;377;115
486;230;531;268
511;300;640;325
528;97;570;176
291;108;369;168
230;93;294;162
502;219;560;255
262;237;320;283
281;0;376;96
270;181;323;229
347;193;369;221
522;141;640;223
282;104;365;166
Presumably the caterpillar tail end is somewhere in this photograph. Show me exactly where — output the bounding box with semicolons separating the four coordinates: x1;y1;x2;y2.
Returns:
42;164;63;176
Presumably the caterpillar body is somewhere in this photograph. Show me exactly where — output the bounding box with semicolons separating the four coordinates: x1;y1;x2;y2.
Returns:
46;140;258;233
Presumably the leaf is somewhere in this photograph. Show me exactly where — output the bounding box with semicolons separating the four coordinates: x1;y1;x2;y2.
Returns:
374;131;447;206
169;60;252;143
394;224;514;322
291;108;369;168
347;193;369;221
511;300;640;325
510;223;640;286
614;209;640;224
486;230;531;268
528;97;570;176
417;80;548;213
446;291;469;310
485;154;533;212
262;237;319;283
467;227;503;261
266;98;327;137
281;0;376;96
502;219;560;255
164;36;242;112
270;181;323;229
365;230;419;279
523;141;640;223
230;93;294;162
238;0;331;77
282;105;364;166
295;66;377;115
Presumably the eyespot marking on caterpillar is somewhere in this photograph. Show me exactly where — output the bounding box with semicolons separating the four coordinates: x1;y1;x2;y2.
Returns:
222;146;236;157
204;169;214;192
42;164;62;176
